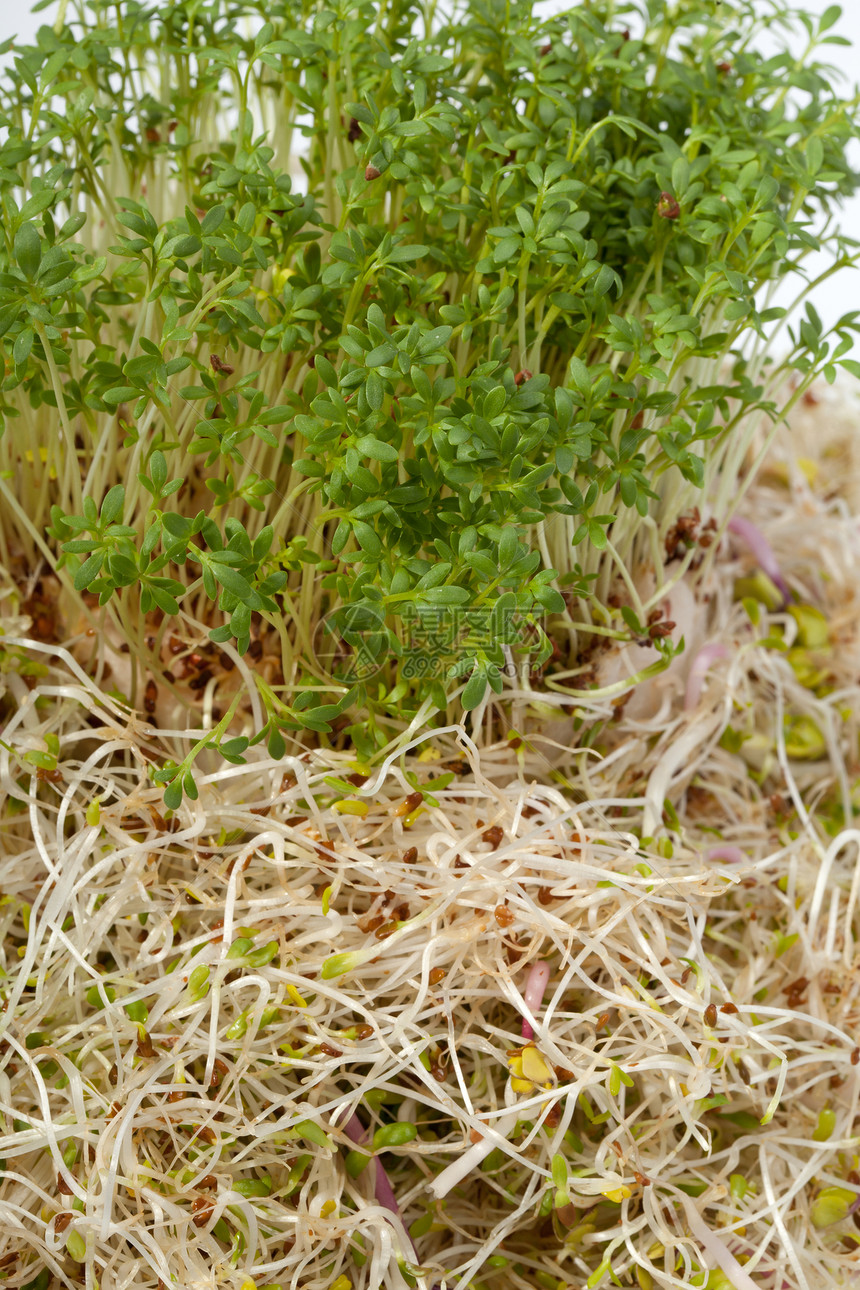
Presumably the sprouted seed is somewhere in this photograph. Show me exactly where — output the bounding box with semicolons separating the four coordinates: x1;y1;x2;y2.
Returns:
1;0;860;1283
3;445;860;1287
520;962;551;1042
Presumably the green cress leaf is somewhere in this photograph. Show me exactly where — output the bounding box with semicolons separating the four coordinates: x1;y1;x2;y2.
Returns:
0;0;856;795
13;222;42;280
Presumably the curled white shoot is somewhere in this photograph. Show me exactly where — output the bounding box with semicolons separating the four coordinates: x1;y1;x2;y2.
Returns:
3;421;860;1287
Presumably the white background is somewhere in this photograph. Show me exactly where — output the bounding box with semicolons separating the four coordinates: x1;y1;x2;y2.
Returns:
1;1;858;351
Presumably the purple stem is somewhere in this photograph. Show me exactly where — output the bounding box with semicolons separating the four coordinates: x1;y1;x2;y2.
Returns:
707;845;746;864
342;1112;418;1257
728;516;791;603
521;960;551;1041
343;1112;367;1146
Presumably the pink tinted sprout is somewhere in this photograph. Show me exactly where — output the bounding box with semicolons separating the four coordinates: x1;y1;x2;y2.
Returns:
685;643;730;711
728;516;790;602
707;845;746;864
342;1112;418;1256
522;960;551;1040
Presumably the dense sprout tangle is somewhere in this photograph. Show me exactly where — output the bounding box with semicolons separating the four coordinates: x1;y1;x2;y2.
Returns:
3;424;860;1289
0;0;859;781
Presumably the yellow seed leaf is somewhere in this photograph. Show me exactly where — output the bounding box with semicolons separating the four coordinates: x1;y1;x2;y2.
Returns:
521;1045;553;1087
286;984;307;1008
789;604;829;650
602;1185;632;1203
811;1186;855;1228
333;799;368;816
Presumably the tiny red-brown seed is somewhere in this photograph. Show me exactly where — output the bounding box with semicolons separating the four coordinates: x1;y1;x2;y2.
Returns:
704;1003;718;1027
494;904;515;928
357;913;385;934
649;620;676;639
544;1102;562;1128
657;191;681;220
365;164;381;181
210;1058;229;1088
137;1030;155;1059
144;678;158;714
429;967;446;985
482;825;504;847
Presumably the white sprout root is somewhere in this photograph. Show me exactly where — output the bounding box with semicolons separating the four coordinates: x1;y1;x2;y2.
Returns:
2;389;860;1288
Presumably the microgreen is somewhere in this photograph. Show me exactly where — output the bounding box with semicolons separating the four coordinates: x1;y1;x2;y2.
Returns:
2;9;860;1281
0;0;858;801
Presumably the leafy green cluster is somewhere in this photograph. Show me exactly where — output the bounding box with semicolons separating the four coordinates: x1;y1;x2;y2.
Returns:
0;0;858;787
